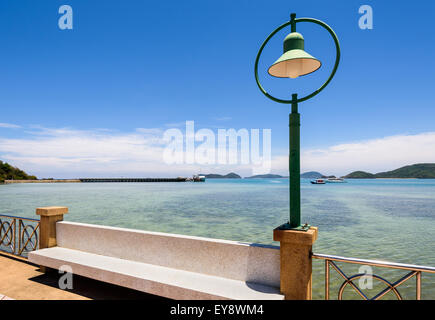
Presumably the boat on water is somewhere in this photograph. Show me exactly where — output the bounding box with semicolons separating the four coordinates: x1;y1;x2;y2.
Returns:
193;175;206;182
310;179;326;184
326;177;347;183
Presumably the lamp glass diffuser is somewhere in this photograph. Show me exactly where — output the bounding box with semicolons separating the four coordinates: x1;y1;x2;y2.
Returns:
268;32;321;78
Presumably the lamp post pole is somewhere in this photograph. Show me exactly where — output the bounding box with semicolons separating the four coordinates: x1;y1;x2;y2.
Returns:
289;93;300;228
255;12;340;230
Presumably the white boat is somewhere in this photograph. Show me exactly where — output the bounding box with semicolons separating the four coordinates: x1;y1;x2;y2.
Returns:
193;175;205;182
326;178;346;183
310;179;326;184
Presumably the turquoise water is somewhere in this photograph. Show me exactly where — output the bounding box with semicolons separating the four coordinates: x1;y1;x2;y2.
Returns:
1;178;434;299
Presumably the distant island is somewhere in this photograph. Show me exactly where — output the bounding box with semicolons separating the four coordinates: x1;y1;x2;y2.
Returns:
300;171;324;179
343;163;435;179
245;174;284;179
343;171;375;179
0;161;37;183
200;172;241;179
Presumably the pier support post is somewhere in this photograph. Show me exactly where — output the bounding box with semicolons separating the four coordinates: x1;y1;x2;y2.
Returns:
273;227;318;300
36;206;68;272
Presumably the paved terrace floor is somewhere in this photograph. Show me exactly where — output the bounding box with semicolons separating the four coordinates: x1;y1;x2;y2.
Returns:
0;253;167;300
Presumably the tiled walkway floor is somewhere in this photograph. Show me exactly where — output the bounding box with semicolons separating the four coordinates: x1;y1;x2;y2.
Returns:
0;253;167;300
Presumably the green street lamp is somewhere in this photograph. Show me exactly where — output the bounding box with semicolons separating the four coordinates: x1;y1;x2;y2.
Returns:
255;13;340;231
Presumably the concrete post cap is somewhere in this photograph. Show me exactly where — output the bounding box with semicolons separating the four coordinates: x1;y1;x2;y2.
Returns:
36;207;68;216
273;226;318;246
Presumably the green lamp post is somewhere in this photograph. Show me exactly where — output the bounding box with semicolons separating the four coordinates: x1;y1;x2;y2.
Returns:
255;13;340;230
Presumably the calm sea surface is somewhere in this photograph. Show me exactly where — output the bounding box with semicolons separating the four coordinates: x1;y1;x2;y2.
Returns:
1;178;434;299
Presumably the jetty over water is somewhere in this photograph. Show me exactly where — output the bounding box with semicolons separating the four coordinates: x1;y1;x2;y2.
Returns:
4;179;81;184
3;177;190;184
79;178;187;183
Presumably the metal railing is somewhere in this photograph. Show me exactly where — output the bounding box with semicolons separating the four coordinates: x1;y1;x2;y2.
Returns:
0;215;40;257
312;253;435;300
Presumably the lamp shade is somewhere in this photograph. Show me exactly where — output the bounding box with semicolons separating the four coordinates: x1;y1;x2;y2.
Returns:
268;32;321;78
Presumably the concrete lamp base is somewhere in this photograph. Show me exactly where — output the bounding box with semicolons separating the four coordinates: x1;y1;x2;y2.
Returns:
273;226;318;300
36;206;68;273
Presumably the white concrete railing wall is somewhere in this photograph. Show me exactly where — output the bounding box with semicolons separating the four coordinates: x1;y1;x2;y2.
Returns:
56;221;280;287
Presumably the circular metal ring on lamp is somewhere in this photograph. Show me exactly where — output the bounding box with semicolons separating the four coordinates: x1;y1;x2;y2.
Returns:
254;17;341;104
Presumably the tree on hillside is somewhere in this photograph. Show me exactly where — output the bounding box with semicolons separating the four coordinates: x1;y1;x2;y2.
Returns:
0;161;37;182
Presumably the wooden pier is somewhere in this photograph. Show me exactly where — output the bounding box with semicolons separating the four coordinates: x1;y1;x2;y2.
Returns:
4;179;81;184
79;178;187;183
3;178;190;184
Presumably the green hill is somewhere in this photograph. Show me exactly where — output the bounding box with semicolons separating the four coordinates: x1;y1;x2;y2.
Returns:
375;163;435;179
0;161;37;183
343;171;376;179
344;164;435;179
300;171;323;179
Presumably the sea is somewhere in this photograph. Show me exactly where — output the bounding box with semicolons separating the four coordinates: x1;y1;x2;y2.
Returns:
1;178;434;299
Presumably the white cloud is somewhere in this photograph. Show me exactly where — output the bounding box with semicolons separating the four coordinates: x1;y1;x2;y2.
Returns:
1;127;434;178
0;126;259;178
135;128;163;135
269;132;435;176
0;127;167;178
299;132;435;176
0;123;21;129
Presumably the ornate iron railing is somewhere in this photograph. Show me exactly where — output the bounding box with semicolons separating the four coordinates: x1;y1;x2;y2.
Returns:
0;215;40;257
312;253;435;300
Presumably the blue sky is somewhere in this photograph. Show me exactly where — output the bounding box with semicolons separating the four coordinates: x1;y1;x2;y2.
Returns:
0;1;434;178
